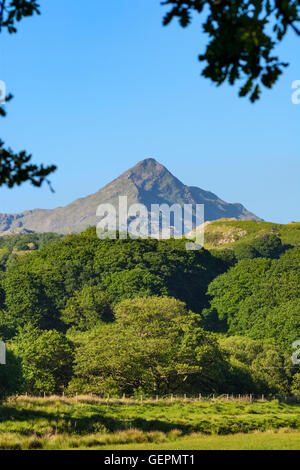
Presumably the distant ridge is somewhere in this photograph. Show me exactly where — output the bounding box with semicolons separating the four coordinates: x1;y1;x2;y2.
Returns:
0;158;262;235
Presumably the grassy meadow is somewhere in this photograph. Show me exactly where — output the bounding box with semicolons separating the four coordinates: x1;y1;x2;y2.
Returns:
0;396;300;450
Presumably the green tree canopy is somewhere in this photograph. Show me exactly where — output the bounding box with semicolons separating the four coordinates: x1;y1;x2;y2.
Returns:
220;336;293;394
11;324;74;395
205;248;300;350
1;230;229;336
69;296;225;396
61;286;114;331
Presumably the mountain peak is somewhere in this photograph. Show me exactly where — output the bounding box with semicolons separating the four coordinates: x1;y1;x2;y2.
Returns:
138;157;158;165
0;159;262;234
129;158;164;173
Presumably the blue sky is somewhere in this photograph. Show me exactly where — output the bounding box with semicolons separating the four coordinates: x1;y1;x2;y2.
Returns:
0;0;299;223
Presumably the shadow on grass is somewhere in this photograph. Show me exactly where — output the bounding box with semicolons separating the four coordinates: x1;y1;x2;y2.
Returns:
0;404;191;435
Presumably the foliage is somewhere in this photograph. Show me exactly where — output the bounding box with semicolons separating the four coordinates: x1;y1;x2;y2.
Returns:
209;248;237;266
251;234;284;258
233;234;284;260
68;296;225;395
0;139;56;189
61;286;114;330
0;230;229;335
0;229;299;398
11;324;74;395
0;232;63;252
0;0;40;34
0;344;23;400
162;0;300;101
291;373;300;396
203;220;300;250
233;243;260;260
205;248;300;351
0;1;56;188
220;336;293;395
0;233;63;272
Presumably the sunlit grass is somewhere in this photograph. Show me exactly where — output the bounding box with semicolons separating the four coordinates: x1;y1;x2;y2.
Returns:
99;430;300;451
1;396;300;450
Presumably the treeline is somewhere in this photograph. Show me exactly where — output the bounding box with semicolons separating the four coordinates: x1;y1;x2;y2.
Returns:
0;229;299;399
0;233;63;271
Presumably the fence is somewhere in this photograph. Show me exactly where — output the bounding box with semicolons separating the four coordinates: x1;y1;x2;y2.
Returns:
15;393;300;404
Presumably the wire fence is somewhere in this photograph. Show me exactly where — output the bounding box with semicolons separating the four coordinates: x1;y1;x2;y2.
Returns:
14;393;300;404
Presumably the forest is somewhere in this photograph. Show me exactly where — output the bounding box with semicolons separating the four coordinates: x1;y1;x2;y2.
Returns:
0;225;299;400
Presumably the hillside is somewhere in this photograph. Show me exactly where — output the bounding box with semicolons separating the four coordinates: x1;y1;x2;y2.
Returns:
0;159;261;235
188;219;300;250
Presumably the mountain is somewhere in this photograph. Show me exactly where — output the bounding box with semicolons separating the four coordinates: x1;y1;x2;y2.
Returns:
0;158;261;235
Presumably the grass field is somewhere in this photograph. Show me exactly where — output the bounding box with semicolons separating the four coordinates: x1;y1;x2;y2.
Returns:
100;431;300;450
0;396;300;450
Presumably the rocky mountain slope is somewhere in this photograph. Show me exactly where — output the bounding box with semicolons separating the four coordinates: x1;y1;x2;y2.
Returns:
0;158;261;235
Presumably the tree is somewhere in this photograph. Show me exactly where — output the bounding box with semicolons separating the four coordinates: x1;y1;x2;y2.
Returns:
291;373;300;396
0;344;23;400
233;235;284;260
205;248;300;348
162;0;300;101
1;230;229;334
0;0;56;188
233;243;260;261
2;2;296;187
220;336;292;394
12;324;74;395
61;285;114;331
0;139;56;189
2;254;68;332
251;234;284;258
0;1;40;34
69;296;225;395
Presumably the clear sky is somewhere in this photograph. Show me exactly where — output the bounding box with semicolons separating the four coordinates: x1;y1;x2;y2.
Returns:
0;0;299;223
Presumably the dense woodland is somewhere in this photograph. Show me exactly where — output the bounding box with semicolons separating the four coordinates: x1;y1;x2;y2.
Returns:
0;228;299;399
